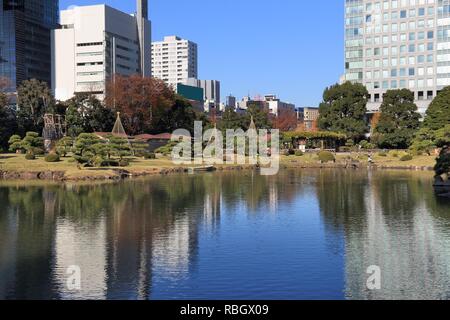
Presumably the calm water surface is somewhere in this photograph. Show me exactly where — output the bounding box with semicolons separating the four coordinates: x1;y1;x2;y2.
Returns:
0;170;449;300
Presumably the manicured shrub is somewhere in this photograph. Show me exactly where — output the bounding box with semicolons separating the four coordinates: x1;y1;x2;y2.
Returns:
390;151;399;158
359;140;376;149
378;152;388;157
45;153;60;162
8;135;23;153
32;147;45;155
99;159;119;167
119;159;129;167
400;154;413;162
318;151;335;163
25;150;35;160
144;152;156;159
295;150;304;157
92;157;119;167
22;132;44;155
155;141;178;156
288;149;295;155
56;137;74;157
93;156;105;168
345;139;355;147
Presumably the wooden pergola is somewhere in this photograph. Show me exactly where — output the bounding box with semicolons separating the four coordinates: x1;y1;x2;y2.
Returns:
282;131;347;151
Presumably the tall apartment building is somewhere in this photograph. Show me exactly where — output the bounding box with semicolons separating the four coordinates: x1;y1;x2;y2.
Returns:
344;0;447;114
0;0;59;93
151;36;198;88
51;1;151;101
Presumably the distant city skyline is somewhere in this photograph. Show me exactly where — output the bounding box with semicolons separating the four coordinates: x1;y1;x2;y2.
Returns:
59;0;345;107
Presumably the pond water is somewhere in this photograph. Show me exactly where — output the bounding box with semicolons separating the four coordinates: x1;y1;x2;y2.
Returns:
0;169;449;300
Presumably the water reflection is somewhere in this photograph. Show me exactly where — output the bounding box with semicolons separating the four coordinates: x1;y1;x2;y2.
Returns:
0;170;449;300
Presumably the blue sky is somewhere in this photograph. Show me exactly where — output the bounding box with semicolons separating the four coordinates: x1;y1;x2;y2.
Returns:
59;0;344;107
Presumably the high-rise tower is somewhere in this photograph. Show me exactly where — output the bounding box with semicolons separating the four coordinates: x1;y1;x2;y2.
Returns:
0;0;59;92
137;0;151;77
344;0;446;114
52;3;151;101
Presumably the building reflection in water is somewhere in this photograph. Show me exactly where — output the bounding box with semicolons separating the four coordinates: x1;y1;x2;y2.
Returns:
315;170;450;300
0;170;449;300
54;217;107;299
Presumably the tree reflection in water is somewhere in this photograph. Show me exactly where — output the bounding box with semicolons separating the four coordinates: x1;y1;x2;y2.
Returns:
0;170;449;300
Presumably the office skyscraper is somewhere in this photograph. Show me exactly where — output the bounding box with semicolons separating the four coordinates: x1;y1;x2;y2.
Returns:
344;0;446;114
52;1;151;101
0;0;59;92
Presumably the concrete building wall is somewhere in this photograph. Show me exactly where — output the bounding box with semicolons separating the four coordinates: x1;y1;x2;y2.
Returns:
52;2;151;101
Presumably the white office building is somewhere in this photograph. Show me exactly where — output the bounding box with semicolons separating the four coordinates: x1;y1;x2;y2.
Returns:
344;0;448;114
151;36;198;88
51;0;151;101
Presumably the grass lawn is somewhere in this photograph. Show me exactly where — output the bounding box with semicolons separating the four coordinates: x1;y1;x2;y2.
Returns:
0;151;437;181
281;151;437;168
0;154;186;179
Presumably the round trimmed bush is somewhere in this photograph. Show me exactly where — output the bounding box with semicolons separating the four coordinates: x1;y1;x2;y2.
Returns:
400;154;413;162
295;150;304;157
119;159;129;167
25;150;36;160
32;147;45;156
144;152;156;159
45;153;60;162
378;152;388;157
318;151;335;163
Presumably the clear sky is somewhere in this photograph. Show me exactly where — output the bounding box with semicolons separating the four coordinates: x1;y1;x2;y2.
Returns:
59;0;344;107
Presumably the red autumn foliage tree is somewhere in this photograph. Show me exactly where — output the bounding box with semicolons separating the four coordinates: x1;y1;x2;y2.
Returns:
272;108;298;132
105;75;176;135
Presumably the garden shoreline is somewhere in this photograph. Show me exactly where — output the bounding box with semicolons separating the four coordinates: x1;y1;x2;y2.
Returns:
0;161;435;182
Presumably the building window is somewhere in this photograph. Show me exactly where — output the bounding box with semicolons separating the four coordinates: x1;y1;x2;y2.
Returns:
418;91;424;100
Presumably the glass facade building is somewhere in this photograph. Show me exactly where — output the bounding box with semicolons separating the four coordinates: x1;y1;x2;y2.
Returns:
0;0;59;92
345;0;448;114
